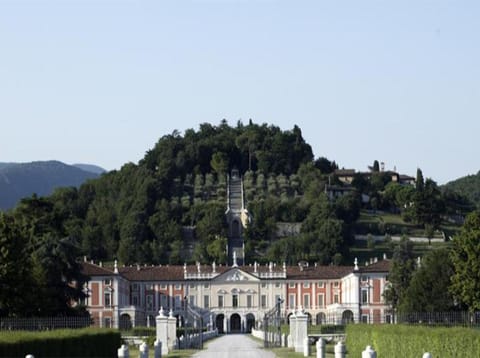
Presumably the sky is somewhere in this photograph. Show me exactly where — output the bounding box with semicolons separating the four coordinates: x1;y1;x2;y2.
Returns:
1;0;479;184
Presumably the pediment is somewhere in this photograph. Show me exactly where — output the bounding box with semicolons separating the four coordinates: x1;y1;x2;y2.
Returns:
212;268;259;283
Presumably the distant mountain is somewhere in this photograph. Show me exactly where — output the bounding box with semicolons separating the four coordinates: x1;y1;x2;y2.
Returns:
0;161;101;210
73;163;107;175
443;171;480;208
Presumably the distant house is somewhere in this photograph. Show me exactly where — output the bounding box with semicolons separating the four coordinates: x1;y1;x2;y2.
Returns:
334;169;356;184
325;184;356;201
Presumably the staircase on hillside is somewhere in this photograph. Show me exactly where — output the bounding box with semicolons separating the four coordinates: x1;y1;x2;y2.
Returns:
226;170;246;266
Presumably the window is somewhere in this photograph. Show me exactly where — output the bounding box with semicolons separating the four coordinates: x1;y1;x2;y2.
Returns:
190;284;195;289
334;294;339;304
289;294;295;309
303;294;310;309
146;284;154;291
247;295;252;308
132;284;139;291
204;295;209;309
132;294;139;306
385;315;392;324
146;295;153;310
204;283;210;288
175;284;182;290
189;295;195;306
275;282;281;288
261;283;267;288
361;276;369;282
317;281;324;288
104;292;111;307
104;279;111;286
334;281;339;287
361;289;368;304
174;295;181;309
232;294;238;308
317;294;324;308
160;284;167;289
303;282;310;288
218;295;224;308
362;315;369;323
104;317;112;328
261;295;267;308
160;294;168;308
289;283;295;289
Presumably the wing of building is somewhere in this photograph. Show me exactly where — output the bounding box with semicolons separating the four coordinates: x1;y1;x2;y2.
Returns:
80;257;392;332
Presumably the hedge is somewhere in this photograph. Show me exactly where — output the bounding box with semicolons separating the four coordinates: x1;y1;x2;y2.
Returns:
0;328;121;357
346;324;480;358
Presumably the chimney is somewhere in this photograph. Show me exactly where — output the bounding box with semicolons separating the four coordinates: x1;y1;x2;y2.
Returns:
114;260;118;274
383;253;387;260
99;261;103;267
254;261;258;273
83;256;87;262
374;257;378;263
354;258;359;271
136;264;140;271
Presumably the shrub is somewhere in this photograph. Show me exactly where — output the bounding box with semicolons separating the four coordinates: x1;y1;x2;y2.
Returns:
346;324;480;358
0;328;121;357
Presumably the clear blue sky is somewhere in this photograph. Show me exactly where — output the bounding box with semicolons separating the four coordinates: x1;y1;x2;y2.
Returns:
1;0;479;184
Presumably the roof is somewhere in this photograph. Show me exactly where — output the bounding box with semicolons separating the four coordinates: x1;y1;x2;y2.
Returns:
81;262;115;276
286;265;354;280
359;259;392;273
334;169;356;176
80;260;390;281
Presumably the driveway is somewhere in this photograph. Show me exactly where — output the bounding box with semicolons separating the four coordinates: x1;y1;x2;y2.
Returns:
192;334;276;358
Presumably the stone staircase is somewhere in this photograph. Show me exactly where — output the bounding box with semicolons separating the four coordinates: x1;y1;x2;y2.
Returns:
228;176;243;212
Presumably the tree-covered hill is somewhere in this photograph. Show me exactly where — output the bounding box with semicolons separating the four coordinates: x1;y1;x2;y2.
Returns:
443;172;480;209
0;121;471;271
0;161;101;210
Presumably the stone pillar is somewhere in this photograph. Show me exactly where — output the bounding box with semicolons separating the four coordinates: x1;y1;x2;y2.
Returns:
334;341;346;358
289;313;297;348
117;344;129;358
156;308;170;356
294;310;308;353
168;310;177;350
139;342;149;358
281;333;287;347
316;338;325;358
303;337;310;357
154;340;162;358
362;345;376;358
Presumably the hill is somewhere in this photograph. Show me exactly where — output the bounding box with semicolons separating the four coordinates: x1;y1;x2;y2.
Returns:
0;121;468;267
0;161;101;210
73;163;106;175
443;171;480;209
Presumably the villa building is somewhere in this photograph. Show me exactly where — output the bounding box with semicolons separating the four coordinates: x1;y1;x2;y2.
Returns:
81;256;392;332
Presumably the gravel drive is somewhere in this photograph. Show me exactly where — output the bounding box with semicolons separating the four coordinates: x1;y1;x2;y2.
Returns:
192;334;276;358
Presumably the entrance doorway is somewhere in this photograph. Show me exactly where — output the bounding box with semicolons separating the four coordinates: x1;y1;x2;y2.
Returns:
216;314;225;334
230;313;241;333
246;313;255;333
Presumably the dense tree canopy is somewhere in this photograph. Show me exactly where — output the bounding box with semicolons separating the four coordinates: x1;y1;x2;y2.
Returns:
450;211;480;311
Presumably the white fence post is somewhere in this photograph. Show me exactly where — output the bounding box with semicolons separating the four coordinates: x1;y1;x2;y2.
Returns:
362;345;377;358
316;338;325;358
118;344;129;358
154;339;162;358
423;354;432;358
334;341;346;358
139;341;149;358
303;337;310;357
